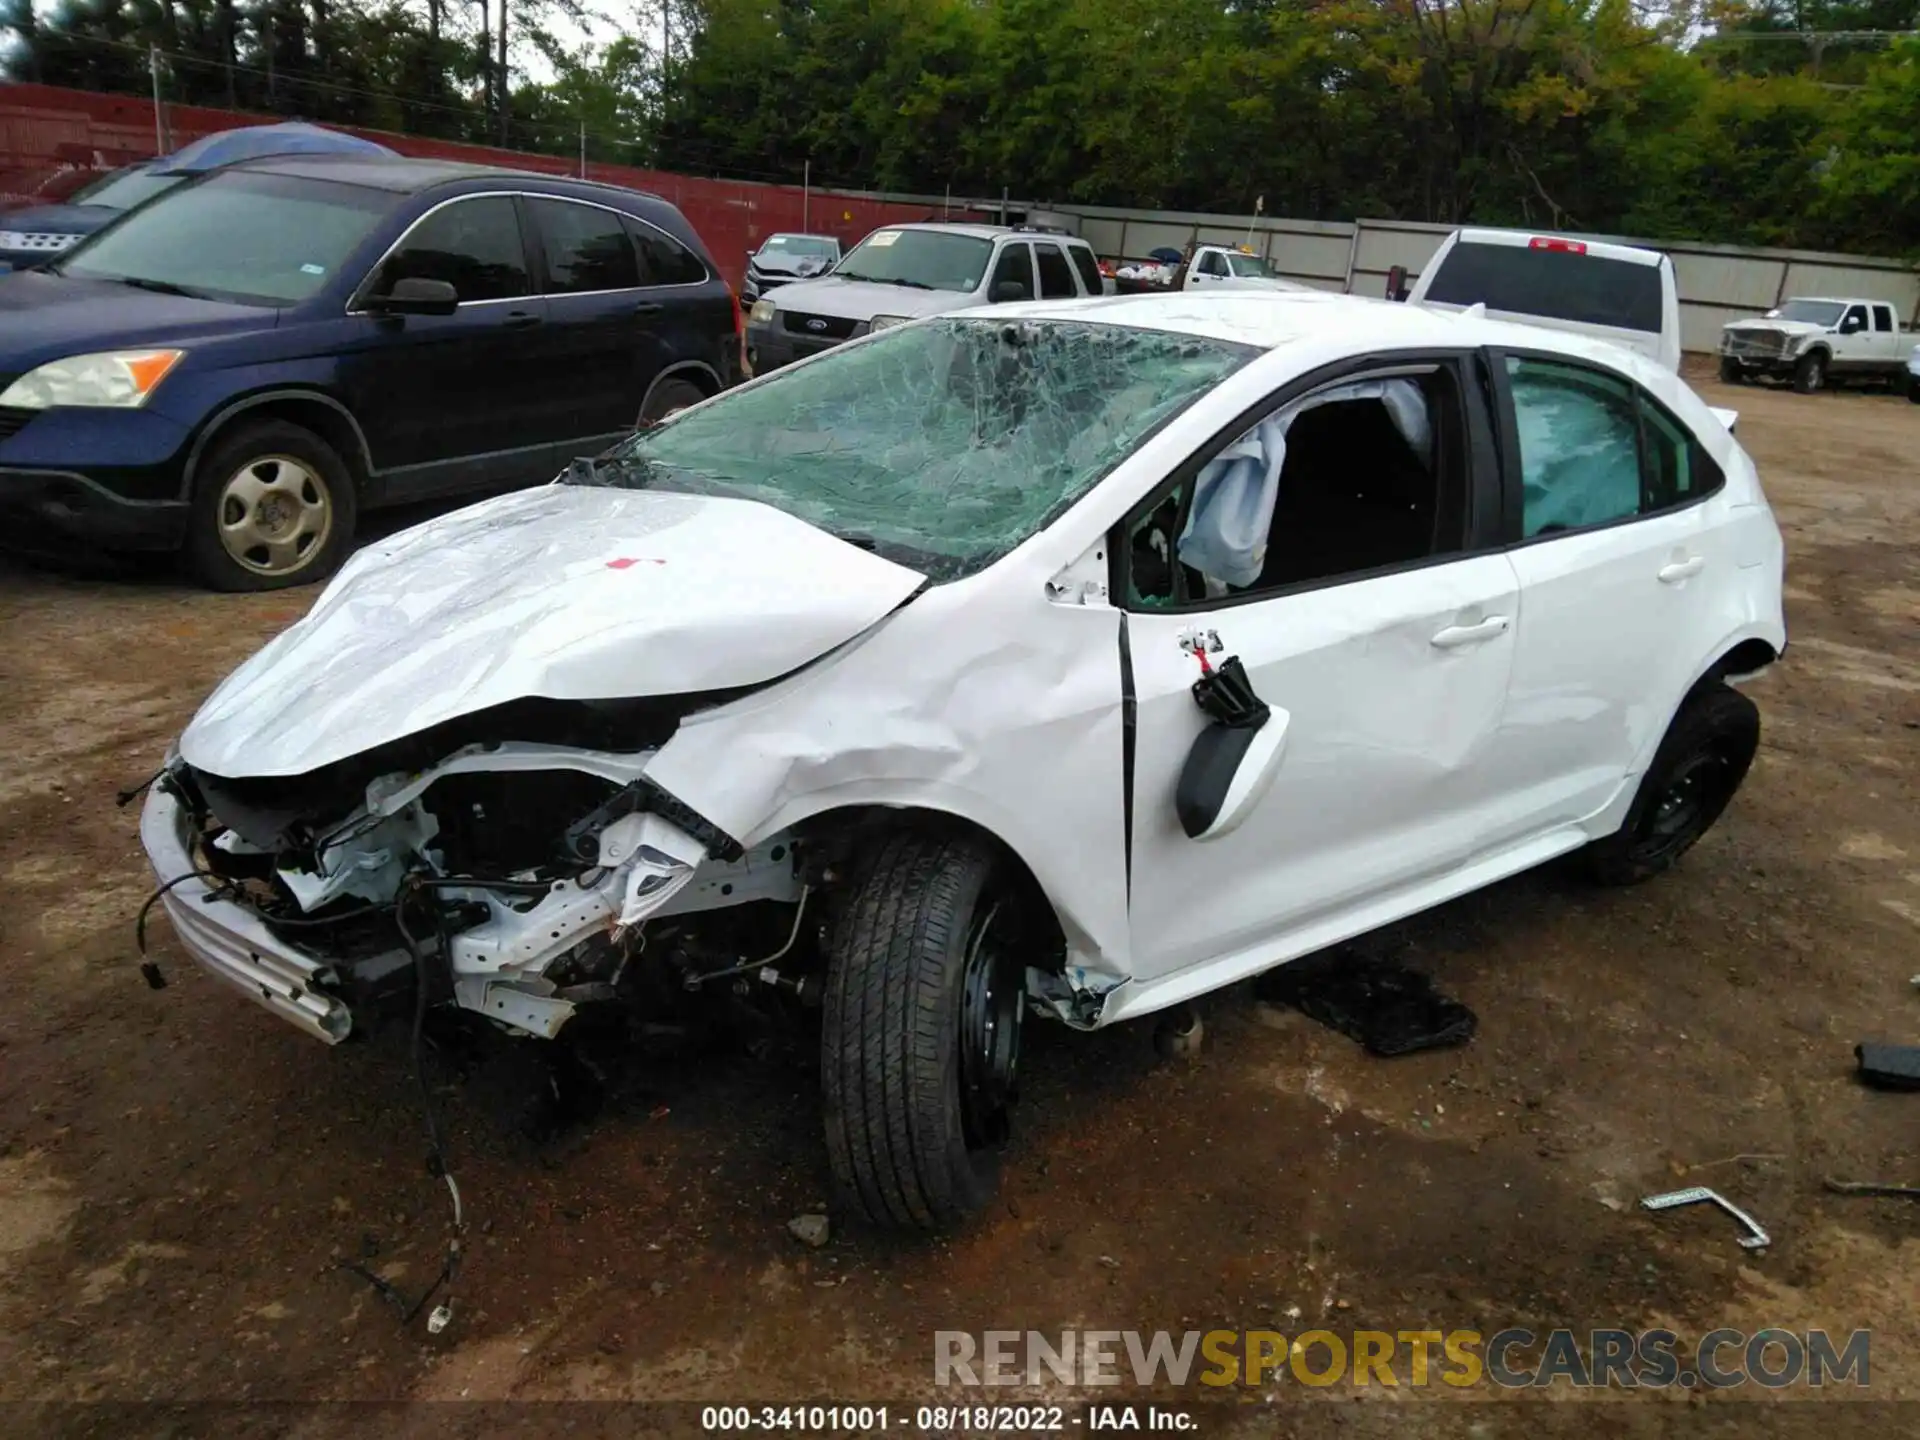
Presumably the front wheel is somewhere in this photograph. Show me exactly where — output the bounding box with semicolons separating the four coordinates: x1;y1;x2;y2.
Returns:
184;420;357;591
1584;684;1760;887
822;832;1026;1231
1908;376;1920;405
1792;350;1828;394
1718;356;1743;385
638;377;706;427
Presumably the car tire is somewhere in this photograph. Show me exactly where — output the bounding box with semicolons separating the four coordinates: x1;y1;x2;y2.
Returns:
638;377;706;426
1792;350;1827;394
1908;377;1920;405
822;831;1024;1232
1718;357;1743;385
185;420;357;592
1584;684;1760;887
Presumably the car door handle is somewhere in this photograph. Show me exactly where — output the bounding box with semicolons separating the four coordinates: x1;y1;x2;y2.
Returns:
1430;616;1511;649
631;301;665;317
503;310;542;330
1658;556;1705;584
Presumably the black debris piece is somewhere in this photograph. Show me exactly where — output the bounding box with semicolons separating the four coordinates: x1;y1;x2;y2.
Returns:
1855;1043;1920;1091
1255;947;1476;1056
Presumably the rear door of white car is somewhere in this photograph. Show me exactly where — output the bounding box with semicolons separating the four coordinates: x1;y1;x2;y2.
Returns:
1117;352;1521;983
1482;348;1732;836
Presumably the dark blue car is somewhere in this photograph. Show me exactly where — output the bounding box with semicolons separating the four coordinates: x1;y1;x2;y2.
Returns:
0;154;742;589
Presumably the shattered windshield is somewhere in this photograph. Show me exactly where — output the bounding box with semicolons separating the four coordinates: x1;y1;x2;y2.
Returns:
574;317;1256;580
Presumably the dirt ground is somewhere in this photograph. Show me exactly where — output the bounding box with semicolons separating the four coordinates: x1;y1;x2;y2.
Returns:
1;373;1916;1439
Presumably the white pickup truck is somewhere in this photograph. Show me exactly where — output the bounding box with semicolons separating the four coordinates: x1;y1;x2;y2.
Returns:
1403;227;1684;372
1113;243;1307;294
1719;297;1917;394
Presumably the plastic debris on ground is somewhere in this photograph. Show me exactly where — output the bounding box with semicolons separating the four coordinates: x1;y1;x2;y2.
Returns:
1254;947;1475;1056
1854;1042;1920;1091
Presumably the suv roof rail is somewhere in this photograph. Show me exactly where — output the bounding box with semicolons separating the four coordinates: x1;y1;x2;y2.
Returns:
1011;222;1074;235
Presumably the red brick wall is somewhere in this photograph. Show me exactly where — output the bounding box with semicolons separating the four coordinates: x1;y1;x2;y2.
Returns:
0;82;986;291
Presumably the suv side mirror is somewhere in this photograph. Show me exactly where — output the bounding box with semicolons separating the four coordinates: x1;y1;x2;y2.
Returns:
992;280;1030;303
1386;264;1410;302
370;277;459;316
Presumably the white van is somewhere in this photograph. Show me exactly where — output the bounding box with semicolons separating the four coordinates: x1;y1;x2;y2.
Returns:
1406;227;1682;373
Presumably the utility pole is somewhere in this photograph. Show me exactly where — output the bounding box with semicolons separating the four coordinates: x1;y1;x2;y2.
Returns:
497;0;510;144
470;0;492;122
803;159;810;231
148;44;169;154
580;121;587;178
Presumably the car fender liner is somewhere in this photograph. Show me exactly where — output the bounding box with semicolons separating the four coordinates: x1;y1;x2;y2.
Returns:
561;774;745;864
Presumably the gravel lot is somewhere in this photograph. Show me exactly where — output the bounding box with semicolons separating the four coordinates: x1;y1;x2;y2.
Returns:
1;373;1915;1437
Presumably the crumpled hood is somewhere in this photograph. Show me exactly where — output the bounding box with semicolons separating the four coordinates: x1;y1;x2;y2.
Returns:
750;253;834;279
180;485;927;780
762;276;968;323
1724;318;1826;337
0;201;117;237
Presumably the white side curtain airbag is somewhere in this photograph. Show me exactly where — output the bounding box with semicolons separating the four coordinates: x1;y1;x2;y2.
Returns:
1176;378;1430;589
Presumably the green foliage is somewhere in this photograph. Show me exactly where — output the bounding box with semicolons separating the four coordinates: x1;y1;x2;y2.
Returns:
4;0;1918;256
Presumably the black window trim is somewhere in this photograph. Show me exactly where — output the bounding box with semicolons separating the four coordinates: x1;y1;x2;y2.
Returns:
1484;344;1728;552
1107;347;1503;616
345;189;536;314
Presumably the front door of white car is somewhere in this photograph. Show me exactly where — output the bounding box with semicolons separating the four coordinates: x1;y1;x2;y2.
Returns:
1481;351;1730;837
1116;355;1521;989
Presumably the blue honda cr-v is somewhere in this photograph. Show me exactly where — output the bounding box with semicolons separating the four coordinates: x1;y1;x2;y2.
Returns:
0;154;742;589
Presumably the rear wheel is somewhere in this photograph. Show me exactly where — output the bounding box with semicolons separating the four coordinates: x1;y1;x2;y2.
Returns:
822;832;1025;1231
1792;349;1828;394
1908;376;1920;405
184;419;357;591
1585;684;1760;887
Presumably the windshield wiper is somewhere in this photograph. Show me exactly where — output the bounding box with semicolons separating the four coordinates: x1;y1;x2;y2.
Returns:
836;273;935;290
112;276;208;299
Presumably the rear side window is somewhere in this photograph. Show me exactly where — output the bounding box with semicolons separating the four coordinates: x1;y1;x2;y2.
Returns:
378;195;529;303
1872;305;1894;333
1640;398;1724;508
530;197;639;294
1425;242;1663;334
1068;243;1103;294
625;215;708;286
1506;356;1721;538
1034;242;1077;299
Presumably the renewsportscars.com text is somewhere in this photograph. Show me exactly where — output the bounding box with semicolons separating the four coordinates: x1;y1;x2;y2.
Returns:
934;1328;1871;1390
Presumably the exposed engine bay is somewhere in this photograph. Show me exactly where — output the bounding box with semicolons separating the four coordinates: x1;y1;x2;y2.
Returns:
152;695;840;1047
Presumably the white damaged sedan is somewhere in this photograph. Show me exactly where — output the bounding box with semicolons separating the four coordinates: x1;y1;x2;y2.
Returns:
142;291;1785;1230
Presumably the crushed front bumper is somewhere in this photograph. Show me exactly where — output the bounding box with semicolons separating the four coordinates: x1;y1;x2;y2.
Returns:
139;783;354;1044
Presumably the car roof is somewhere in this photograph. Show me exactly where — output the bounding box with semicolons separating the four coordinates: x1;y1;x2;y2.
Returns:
867;222;1010;241
981;290;1666;370
219;153;666;205
1451;226;1665;267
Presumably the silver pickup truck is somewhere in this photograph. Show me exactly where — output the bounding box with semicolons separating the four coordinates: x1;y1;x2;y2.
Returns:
1720;297;1916;394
